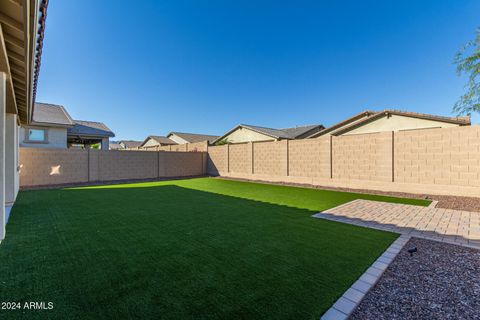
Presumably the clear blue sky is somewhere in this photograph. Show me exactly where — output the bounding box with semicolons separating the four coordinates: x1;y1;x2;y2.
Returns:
36;0;480;140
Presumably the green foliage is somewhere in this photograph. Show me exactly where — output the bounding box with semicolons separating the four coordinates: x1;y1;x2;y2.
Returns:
454;28;480;115
215;138;230;146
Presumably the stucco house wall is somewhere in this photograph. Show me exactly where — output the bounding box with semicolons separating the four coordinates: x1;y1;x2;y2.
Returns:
168;134;189;144
223;127;274;143
19;126;68;149
342;115;461;135
142;138;161;148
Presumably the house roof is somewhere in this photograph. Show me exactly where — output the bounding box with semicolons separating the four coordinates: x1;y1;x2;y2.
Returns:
167;132;220;143
140;136;177;147
213;123;324;144
307;110;375;138
308;110;471;138
332;110;471;136
31;103;74;126
119;140;143;149
109;142;122;150
67;120;115;138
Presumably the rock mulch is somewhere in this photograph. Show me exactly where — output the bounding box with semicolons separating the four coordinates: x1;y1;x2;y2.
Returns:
216;177;480;212
350;237;480;320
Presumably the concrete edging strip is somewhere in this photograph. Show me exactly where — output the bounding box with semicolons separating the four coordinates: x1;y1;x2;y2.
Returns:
320;234;410;320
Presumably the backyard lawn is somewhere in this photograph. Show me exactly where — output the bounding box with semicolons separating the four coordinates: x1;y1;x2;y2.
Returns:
0;178;429;319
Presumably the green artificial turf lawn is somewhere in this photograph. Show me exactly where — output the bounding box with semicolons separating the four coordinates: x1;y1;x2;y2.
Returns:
0;178;429;319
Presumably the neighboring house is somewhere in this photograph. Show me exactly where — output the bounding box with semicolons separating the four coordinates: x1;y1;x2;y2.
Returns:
20;103;114;150
308;110;471;138
119;140;143;150
1;0;45;241
109;142;122;150
212;124;324;144
67;120;115;149
140;136;177;149
20;103;73;149
166;132;219;144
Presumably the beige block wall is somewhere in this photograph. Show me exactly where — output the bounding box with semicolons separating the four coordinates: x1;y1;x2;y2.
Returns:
20;148;89;186
207;145;228;175
206;126;480;197
151;141;207;152
20;148;206;187
158;145;171;151
229;143;252;174
395;126;480;187
171;144;187;152
253;140;288;176
96;150;158;181
288;137;330;178
333;132;392;182
186;141;208;152
162;152;205;177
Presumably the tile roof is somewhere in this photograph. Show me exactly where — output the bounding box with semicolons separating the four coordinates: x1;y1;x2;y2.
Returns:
212;124;324;144
307;111;375;138
109;143;122;150
141;136;177;147
119;140;143;149
279;125;324;138
308;109;471;138
32;103;74;126
67;120;115;138
242;124;323;139
168;132;220;143
332;110;471;136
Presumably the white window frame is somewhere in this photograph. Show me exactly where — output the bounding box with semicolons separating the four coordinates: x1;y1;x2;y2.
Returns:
24;127;49;144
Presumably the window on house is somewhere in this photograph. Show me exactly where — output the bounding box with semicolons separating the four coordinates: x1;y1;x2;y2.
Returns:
26;128;47;142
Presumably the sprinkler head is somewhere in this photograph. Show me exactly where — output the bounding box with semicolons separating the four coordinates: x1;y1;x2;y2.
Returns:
408;247;417;257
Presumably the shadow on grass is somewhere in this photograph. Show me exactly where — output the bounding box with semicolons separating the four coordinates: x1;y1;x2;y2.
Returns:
1;185;397;320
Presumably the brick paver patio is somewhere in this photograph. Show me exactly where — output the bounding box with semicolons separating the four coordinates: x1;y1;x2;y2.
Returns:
313;200;480;248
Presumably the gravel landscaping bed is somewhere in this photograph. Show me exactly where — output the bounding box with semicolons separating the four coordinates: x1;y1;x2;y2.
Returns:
350;237;480;320
216;177;480;212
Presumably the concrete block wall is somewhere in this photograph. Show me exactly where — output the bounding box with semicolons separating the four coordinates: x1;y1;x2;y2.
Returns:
95;150;158;181
171;144;187;152
288;137;330;178
229;143;252;174
207;145;228;175
253;140;288;176
333;131;392;182
143;141;208;152
162;152;205;177
206;126;480;197
19;148;207;187
395;126;480;187
185;141;208;152
19;148;89;186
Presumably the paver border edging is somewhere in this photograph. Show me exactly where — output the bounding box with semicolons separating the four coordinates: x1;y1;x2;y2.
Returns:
428;200;438;208
320;234;410;320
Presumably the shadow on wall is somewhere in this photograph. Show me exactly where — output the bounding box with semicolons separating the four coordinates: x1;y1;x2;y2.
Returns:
207;157;221;176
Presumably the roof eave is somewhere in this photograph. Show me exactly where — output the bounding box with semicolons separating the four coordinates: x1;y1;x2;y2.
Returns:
332;110;471;136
